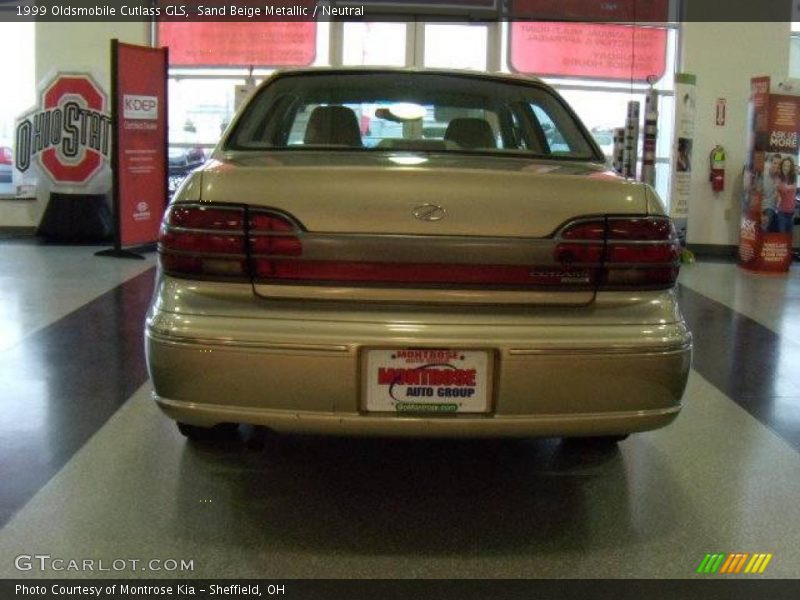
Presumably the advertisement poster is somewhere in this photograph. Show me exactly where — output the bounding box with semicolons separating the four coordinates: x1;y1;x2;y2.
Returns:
669;73;696;241
509;22;667;82
14;72;112;193
158;22;316;67
114;41;168;247
739;76;797;273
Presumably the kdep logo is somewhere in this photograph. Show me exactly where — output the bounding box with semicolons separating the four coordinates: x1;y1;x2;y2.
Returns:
123;95;158;121
15;73;111;185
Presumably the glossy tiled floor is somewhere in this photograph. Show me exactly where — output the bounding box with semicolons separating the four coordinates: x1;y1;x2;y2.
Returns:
1;243;799;578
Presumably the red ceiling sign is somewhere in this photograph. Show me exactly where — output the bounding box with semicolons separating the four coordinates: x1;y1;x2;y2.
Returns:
509;0;669;22
158;22;317;67
509;22;668;83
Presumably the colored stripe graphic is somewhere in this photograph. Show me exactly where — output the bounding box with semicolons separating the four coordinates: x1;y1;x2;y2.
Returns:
734;553;750;574
698;553;773;575
697;554;726;574
719;554;736;573
720;553;749;574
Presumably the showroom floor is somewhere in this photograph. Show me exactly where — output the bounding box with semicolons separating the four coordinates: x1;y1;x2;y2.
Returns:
1;242;799;578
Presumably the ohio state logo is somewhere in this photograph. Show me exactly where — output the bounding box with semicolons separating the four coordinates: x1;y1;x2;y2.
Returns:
15;73;112;184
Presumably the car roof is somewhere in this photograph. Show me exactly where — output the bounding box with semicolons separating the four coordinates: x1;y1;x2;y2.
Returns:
267;66;545;86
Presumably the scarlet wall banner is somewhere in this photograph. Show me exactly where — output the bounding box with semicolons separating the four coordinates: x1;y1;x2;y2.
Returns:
114;41;168;248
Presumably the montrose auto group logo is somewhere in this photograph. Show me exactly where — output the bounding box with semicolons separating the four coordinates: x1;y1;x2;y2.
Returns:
15;73;112;184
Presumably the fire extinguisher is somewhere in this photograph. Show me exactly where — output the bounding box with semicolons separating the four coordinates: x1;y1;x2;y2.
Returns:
710;145;726;192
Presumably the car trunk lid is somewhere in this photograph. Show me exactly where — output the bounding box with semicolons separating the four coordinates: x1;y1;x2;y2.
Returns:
186;152;654;306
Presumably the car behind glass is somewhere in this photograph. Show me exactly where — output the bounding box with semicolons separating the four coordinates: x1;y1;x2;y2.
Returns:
0;145;13;184
146;68;692;443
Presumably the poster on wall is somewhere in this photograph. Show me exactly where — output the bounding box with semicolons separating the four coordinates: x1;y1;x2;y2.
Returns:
158;22;316;67
669;73;696;242
508;22;667;82
739;76;798;273
99;40;168;257
14;72;112;193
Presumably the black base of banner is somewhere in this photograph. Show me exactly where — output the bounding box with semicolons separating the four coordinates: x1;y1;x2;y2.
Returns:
37;192;113;243
94;248;146;259
95;242;156;259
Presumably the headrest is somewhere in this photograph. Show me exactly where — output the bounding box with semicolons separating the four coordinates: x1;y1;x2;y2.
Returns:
304;106;363;147
444;118;496;150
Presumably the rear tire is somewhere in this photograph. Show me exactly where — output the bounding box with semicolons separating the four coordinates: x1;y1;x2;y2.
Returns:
587;434;629;443
177;422;239;441
564;434;629;445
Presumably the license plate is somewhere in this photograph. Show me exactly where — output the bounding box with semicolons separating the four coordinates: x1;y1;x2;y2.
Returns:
364;349;491;413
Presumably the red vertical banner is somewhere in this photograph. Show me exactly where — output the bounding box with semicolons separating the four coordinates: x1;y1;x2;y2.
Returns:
740;76;798;273
114;41;168;248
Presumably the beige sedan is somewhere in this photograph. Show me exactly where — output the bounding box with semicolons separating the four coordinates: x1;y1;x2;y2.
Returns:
146;68;691;442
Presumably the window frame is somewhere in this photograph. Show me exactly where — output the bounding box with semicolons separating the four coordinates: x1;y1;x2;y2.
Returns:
156;18;680;201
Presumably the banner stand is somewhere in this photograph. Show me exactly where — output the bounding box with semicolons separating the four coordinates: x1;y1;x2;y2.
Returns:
96;39;168;260
95;246;149;259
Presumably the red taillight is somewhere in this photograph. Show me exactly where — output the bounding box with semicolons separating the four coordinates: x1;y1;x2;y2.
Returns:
554;243;605;264
607;242;680;264
607;218;674;240
248;211;303;256
561;221;605;240
159;204;302;280
159;204;679;291
161;231;244;254
555;218;606;266
249;210;304;279
158;204;249;280
557;216;680;289
170;205;244;230
250;212;295;232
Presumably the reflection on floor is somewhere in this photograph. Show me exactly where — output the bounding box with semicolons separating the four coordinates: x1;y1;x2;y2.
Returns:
0;246;799;578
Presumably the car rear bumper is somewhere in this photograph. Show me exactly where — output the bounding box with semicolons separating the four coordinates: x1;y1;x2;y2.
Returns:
146;289;692;437
154;395;681;437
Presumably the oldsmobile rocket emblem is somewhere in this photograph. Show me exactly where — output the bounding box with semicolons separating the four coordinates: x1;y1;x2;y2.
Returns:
412;203;446;222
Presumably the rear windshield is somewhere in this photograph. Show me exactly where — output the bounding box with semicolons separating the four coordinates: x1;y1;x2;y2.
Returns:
226;71;601;161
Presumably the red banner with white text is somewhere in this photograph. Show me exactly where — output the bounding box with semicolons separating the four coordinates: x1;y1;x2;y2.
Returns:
114;41;168;247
